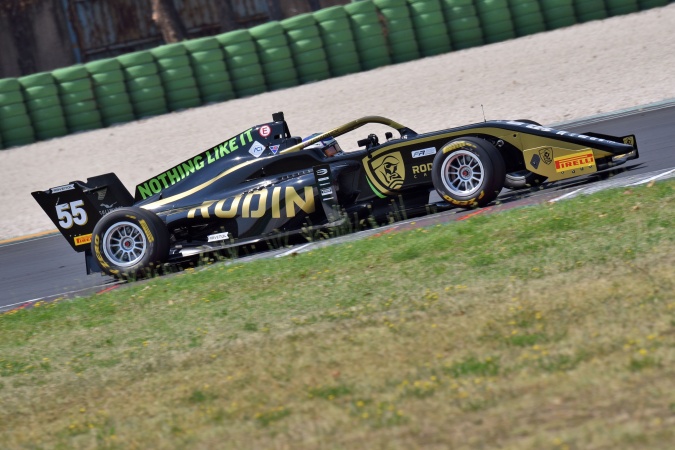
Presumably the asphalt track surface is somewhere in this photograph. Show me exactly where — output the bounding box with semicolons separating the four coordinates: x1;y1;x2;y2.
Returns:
2;105;674;310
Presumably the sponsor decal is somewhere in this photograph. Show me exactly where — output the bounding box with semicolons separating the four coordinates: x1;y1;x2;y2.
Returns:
313;164;335;203
139;219;154;243
623;136;635;146
96;188;107;201
442;141;475;154
554;151;595;173
530;153;541;170
51;184;75;193
93;235;109;269
99;201;119;215
442;190;484;206
313;164;337;220
411;147;437;159
368;152;405;190
187;185;315;220
412;162;433;178
539;147;553;165
269;144;280;155
249;140;266;158
207;232;229;242
136;128;254;200
259;125;271;137
74;233;92;246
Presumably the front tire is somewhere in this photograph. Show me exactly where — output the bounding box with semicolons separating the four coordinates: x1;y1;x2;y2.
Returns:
431;137;506;208
91;207;169;278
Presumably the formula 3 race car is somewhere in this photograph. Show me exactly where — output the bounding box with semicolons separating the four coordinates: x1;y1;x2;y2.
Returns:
33;112;638;277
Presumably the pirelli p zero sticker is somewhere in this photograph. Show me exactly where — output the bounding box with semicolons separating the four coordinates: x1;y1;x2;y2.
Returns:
74;233;92;246
554;151;595;173
139;219;155;243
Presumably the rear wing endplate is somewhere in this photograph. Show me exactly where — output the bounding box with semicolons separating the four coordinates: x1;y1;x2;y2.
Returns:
31;173;133;252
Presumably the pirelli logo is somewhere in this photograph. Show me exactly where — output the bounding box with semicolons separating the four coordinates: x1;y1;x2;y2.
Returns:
74;234;92;246
554;151;595;173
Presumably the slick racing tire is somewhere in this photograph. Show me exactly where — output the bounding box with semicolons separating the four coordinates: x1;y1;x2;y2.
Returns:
503;119;548;190
92;207;169;278
432;137;506;208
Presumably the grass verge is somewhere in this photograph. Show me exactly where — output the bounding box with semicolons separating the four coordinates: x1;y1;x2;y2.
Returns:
1;180;674;449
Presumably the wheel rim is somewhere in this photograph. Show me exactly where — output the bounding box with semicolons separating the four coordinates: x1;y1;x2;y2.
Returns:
441;149;485;196
102;221;147;267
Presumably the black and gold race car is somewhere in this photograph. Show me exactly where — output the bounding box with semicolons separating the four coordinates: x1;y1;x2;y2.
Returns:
33;112;638;277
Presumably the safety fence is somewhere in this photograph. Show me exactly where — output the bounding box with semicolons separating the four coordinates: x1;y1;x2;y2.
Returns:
0;0;670;149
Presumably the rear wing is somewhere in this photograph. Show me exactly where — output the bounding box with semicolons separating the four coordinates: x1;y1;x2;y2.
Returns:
31;173;134;252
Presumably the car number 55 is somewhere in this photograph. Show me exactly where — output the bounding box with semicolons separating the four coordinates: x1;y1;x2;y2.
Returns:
56;200;88;229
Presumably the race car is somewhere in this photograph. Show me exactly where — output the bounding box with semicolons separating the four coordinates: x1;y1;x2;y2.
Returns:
32;112;639;277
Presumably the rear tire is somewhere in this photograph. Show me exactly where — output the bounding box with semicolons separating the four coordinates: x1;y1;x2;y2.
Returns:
432;137;505;208
91;207;169;278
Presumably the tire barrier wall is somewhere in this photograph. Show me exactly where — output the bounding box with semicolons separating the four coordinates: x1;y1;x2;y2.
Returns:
0;0;672;149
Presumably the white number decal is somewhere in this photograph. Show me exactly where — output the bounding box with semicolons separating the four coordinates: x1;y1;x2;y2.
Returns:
56;200;88;229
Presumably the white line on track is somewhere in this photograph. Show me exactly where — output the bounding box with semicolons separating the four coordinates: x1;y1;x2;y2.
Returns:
274;243;312;258
629;168;675;186
0;234;57;248
548;188;585;203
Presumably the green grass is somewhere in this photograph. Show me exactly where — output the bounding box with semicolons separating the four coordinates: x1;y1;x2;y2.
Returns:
1;180;674;449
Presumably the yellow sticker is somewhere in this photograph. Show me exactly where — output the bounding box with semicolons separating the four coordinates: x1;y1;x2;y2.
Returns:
74;234;92;246
554;151;595;173
139;219;155;243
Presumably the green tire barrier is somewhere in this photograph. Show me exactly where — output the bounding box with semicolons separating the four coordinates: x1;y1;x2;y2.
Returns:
54;64;102;132
606;0;640;15
374;0;421;64
1;125;35;146
96;93;131;108
119;50;168;118
2;0;670;147
0;79;35;147
94;82;128;97
18;72;68;140
572;0;608;22
217;30;267;96
91;70;124;84
63;100;97;116
314;6;362;77
250;21;299;89
86;58;135;126
152;43;201;111
509;0;547;36
638;0;669;8
441;1;485;49
476;0;516;43
185;37;236;103
539;0;577;30
125;63;159;77
408;0;452;56
281;13;331;84
344;1;391;70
